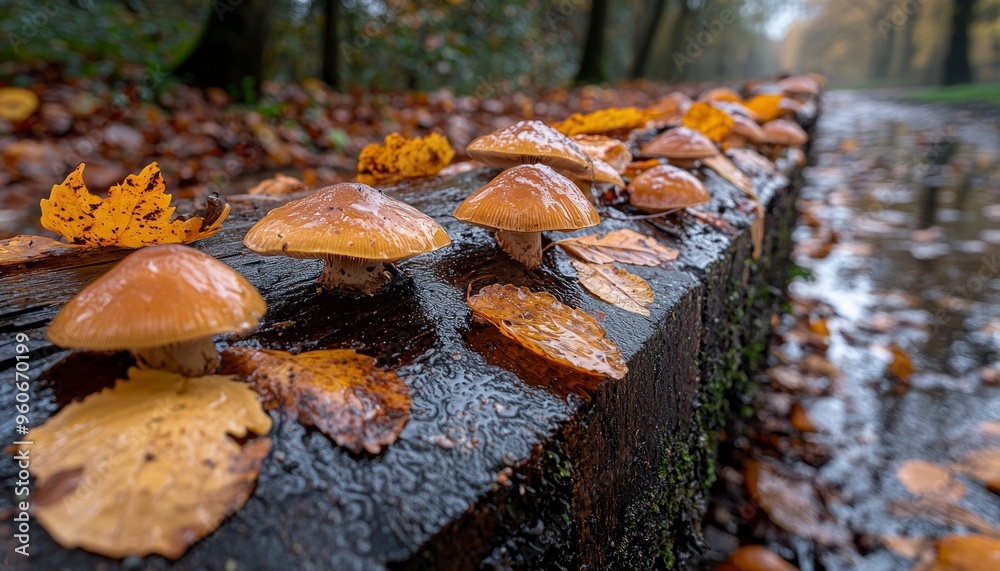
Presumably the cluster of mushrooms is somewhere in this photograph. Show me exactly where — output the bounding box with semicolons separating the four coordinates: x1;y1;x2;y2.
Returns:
45;75;817;378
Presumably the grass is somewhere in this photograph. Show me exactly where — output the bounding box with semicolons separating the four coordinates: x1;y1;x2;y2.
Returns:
901;82;1000;105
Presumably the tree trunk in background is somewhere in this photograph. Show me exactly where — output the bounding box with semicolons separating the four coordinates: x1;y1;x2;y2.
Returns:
665;0;692;82
629;0;670;79
942;0;977;85
870;3;896;81
893;6;919;80
322;0;340;89
174;0;274;100
576;0;611;84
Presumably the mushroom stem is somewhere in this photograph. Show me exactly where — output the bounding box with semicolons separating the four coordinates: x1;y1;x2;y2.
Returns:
495;230;543;268
320;254;391;294
133;337;219;377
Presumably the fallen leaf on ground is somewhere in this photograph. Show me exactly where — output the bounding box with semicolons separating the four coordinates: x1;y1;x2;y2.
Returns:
952;449;1000;496
571;259;654;316
790;402;818;433
980;366;1000;386
557;228;678;266
0;87;39;121
768;366;805;392
897;460;966;502
890;499;1000;537
887;343;915;386
551;107;654;136
0;235;88;266
682;102;735;143
729;544;799;571
26;367;272;559
356;132;454;186
247;173;307;195
931;535;1000;570
40;163;229;247
221;347;411;454
880;535;934;561
467;284;628;379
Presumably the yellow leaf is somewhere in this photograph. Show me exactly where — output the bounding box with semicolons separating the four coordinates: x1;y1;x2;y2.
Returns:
0;235;88;266
897;460;967;502
26;368;271;559
0;87;39;121
467;284;628;379
551;107;655;137
356;132;455;186
39;163;229;248
221;347;411;454
682;102;735;143
572;259;654;316
745;94;787;123
557;228;678;266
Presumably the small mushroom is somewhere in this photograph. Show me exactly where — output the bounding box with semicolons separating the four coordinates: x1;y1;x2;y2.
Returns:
627;165;710;214
776;75;821;100
243;183;450;295
466;119;593;178
453;164;599;268
724;114;768;149
699;87;743;103
761;119;809;161
640;126;718;168
46;245;266;377
571;134;632;173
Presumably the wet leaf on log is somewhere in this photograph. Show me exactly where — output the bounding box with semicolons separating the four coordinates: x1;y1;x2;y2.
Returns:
682;102;735;143
571;259;654;316
467;284;628;380
221;347;411;454
0;235;88;266
40;162;229;248
897;460;966;502
557;228;678;266
931;535;1000;570
25;368;272;559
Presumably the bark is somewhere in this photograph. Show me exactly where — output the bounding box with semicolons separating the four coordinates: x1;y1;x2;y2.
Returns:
174;0;274;100
576;0;611;85
629;0;670;79
322;0;340;89
942;0;977;85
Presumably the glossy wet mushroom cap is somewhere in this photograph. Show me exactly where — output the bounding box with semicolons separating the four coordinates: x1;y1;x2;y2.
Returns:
762;119;809;146
640;126;719;160
243;182;450;293
47;245;266;376
627;165;711;213
454;164;599;268
465;120;593;178
727;114;768;146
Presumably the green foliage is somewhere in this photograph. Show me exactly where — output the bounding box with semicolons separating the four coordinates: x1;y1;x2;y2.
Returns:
902;82;1000;104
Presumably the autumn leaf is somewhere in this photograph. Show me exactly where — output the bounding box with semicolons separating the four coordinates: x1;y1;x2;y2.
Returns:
887;343;915;383
557;228;679;266
682;102;735;143
702;154;757;201
467;284;628;380
572;259;654;316
551;107;655;137
356;132;455;186
0;87;39;121
0;235;88;266
897;460;967;503
221;347;411;454
247;173;307;195
729;545;799;571
745;461;851;547
931;535;1000;570
745;94;787;123
953;449;1000;496
26;368;272;559
40;162;230;248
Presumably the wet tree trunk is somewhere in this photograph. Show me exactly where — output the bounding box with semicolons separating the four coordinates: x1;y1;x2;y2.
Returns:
629;0;670;79
576;0;610;84
321;0;340;89
942;0;977;85
665;0;693;82
174;0;274;100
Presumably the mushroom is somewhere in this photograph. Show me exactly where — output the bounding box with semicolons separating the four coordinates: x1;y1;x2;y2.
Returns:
724;114;768;149
466;120;593;179
641;126;756;202
46;245;266;377
243;182;450;295
571;134;632;173
776;75;820;101
453;164;599;268
627;165;710;214
761;119;809;161
645;92;693;128
699;87;742;103
711;100;760;122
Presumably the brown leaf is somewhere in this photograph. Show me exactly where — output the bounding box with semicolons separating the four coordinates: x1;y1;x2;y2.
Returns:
0;235;88;266
952;450;1000;496
730;545;799;571
571;259;654;316
931;535;1000;570
887;343;915;384
880;535;934;561
897;460;967;502
467;284;628;380
790;402;818;433
751;214;765;260
221;347;411;454
25;368;272;559
247;173;307;196
557;228;678;266
745;461;851;547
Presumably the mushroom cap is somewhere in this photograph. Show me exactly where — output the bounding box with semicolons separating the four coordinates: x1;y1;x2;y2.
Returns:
730;114;768;144
454;164;600;232
640;127;719;159
571;134;632;173
699;87;742;103
589;158;626;187
627;165;711;213
711;100;760;122
47;245;266;351
776;75;820;96
244;182;450;261
466;120;593;176
762;119;808;146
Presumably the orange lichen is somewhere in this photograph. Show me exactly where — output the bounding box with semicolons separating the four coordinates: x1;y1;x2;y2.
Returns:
356;132;455;186
551;107;655;136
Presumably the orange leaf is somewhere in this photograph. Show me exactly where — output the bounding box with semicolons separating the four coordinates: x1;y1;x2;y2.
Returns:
467;284;628;379
39;162;229;248
551;107;655;136
932;535;1000;570
572;259;654;316
557;228;679;266
730;545;799;571
897;460;967;502
221;347;411;454
952;449;1000;496
888;343;915;382
745;94;786;123
682;102;735;143
0;235;88;266
356;132;454;186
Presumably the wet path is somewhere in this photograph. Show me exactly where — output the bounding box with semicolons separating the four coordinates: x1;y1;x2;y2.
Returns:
706;91;1000;569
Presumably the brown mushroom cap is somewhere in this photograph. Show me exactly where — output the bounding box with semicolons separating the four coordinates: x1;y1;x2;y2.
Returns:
776;75;820;97
243;182;451;261
466;120;593;177
627;165;711;213
699;87;742;103
571;134;632;173
730;114;768;144
762;119;809;146
640;126;719;160
590;158;626;187
711;100;760;122
47;245;266;351
454;164;600;232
